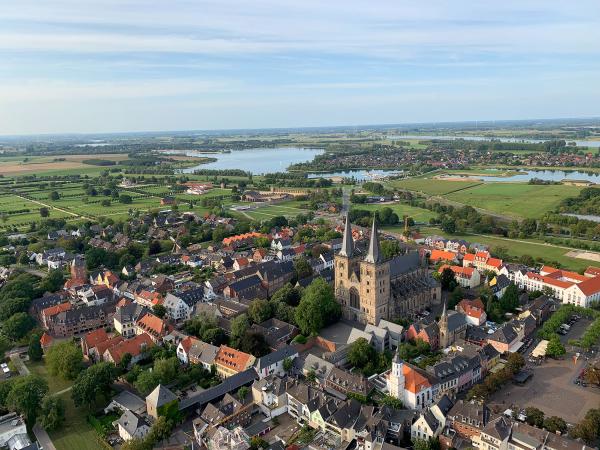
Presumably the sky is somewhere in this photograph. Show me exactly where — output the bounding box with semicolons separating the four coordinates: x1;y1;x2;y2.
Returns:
1;1;600;135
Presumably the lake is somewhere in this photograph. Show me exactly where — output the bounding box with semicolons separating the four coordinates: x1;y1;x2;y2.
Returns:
388;135;600;148
307;169;402;181
180;147;324;174
475;170;600;183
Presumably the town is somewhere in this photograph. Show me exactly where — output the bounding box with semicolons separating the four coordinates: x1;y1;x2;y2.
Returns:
0;191;598;450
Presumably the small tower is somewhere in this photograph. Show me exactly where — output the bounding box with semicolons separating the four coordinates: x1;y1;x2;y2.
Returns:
387;349;405;400
439;300;449;349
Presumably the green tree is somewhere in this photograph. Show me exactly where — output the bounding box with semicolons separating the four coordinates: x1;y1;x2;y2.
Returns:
134;370;160;396
440;267;457;291
154;357;179;384
39;207;50;218
525;407;545;427
47;341;83;380
147;416;174;444
27;332;43;362
239;331;270;357
152;304;167;319
348;338;375;369
293;257;313;280
546;335;566;358
39;395;65;431
294;278;340;335
543;416;567;434
39;269;65;293
499;283;519;312
119;194;133;204
6;375;48;423
505;352;525;374
230;313;250;346
248;299;272;324
71;362;116;407
2;312;35;341
283;357;293;373
0;297;32;321
270;284;302;306
49;191;60;201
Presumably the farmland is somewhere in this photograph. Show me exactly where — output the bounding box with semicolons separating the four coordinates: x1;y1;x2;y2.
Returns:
229;200;309;221
389;177;582;219
444;183;582;219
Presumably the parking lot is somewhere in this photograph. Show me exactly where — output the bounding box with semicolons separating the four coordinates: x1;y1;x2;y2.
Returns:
489;316;600;423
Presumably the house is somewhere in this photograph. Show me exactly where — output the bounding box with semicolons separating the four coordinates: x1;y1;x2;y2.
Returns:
446;400;490;442
114;410;150;442
254;345;298;379
214;345;256;379
326;366;372;397
427;249;457;264
114;302;148;338
195;425;250;450
486;322;523;354
176;336;219;370
199;391;253;431
490;274;511;298
376;319;404;349
146;384;178;420
45;302;116;338
40;332;53;352
406;322;439;349
81;328;109;361
456;299;487;326
105;390;147;416
411;409;441;441
160;196;176;205
0;413;30;449
250;318;298;350
163;293;192;321
223;275;267;302
512;265;600;307
439;265;481;289
463;251;503;274
135;312;171;343
252;375;289;418
472;415;511;450
103;333;154;366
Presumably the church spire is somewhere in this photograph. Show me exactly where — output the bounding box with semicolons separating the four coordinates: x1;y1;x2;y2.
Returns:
364;217;381;264
339;212;354;258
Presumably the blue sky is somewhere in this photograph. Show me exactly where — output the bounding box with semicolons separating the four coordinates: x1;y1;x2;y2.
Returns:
1;0;599;135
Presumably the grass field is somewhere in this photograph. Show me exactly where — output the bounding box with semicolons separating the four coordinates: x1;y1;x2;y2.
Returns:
25;359;104;450
389;177;483;195
0;154;129;176
444;183;582;219
351;203;436;223
389;176;582;219
417;226;594;272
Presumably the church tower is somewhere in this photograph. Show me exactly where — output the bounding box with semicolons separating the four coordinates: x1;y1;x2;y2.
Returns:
334;213;361;318
387;349;405;400
439;300;449;349
359;219;390;325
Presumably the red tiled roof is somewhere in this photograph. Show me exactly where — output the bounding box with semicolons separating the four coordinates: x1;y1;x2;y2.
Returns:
577;276;600;296
105;333;154;364
40;332;53;347
439;264;475;279
487;258;503;268
429;249;456;262
96;335;125;357
43;302;72;318
83;328;109;349
215;345;253;373
403;364;432;394
136;313;169;337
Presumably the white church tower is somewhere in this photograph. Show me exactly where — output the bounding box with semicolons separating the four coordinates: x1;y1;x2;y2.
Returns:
387;349;405;400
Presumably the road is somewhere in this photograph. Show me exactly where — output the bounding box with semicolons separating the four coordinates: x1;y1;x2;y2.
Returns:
33;423;57;450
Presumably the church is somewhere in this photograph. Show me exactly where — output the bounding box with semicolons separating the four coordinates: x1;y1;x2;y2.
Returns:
334;214;440;325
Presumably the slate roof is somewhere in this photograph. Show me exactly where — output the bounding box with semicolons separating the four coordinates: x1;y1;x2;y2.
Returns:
255;345;298;370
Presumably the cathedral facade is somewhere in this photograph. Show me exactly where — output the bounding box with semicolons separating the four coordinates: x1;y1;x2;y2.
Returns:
334;215;440;325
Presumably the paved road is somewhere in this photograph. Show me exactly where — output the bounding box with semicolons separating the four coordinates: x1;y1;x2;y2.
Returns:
33;423;57;450
9;354;29;376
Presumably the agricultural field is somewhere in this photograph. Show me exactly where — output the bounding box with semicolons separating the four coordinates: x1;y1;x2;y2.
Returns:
389;177;483;196
417;226;594;272
0;154;129;176
0;193;72;229
444;183;582;219
352;202;436;223
229;200;309;221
